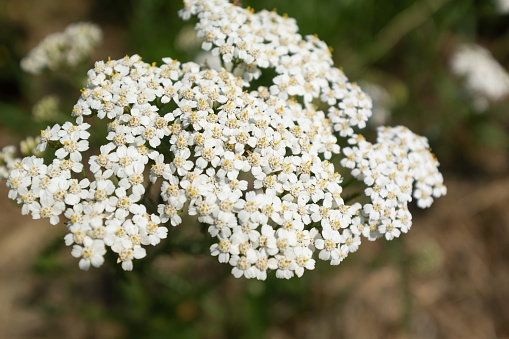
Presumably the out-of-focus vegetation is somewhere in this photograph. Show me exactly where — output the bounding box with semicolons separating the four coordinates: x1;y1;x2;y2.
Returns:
0;0;508;338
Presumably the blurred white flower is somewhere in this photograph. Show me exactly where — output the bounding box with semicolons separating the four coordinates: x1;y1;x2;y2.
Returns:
21;22;102;75
32;95;61;122
494;0;509;14
175;25;203;52
450;43;509;111
20;136;43;157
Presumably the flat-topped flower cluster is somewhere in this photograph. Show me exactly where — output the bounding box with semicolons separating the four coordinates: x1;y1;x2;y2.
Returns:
6;0;445;279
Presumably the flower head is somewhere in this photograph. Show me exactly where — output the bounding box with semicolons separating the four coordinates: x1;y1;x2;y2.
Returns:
6;0;446;279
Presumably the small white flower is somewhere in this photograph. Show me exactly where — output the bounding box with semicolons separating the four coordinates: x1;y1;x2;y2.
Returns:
31;194;65;225
115;243;147;271
315;227;341;262
71;237;107;271
210;235;239;264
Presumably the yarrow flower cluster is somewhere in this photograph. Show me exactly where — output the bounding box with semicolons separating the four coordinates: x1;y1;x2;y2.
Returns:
0;136;42;182
341;127;446;241
21;22;102;75
450;43;509;111
6;0;445;279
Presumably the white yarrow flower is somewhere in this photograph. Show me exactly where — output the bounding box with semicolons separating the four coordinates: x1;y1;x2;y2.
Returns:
4;0;445;278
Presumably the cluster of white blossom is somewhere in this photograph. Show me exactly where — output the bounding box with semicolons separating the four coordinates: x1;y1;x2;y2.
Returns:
21;22;102;75
341;127;446;241
0;136;42;182
450;43;509;111
180;0;372;136
6;0;445;279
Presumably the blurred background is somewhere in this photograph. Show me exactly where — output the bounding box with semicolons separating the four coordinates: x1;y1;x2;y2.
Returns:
0;0;509;338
